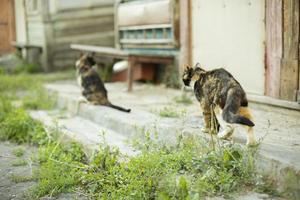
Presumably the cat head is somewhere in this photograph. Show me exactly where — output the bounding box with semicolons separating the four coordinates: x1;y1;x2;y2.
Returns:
182;63;206;86
75;52;96;72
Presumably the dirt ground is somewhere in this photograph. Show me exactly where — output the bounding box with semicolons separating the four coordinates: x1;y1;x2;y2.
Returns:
0;142;36;200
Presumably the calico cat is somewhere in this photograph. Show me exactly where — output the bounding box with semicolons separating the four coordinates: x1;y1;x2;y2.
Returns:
75;53;131;113
182;64;256;146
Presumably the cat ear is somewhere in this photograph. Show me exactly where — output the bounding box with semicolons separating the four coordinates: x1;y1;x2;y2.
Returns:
185;65;191;70
79;52;84;57
195;63;201;68
195;63;206;72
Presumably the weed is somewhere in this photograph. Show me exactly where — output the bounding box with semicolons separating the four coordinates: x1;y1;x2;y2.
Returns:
163;64;181;89
13;63;41;74
13;147;25;157
174;92;193;105
0;67;5;75
10;174;35;183
11;159;28;167
28;142;87;199
155;106;186;118
2;120;274;199
97;63;113;82
76;135;258;199
0;71;73;145
22;88;56;110
0;72;73;110
0;95;13;122
0;108;47;144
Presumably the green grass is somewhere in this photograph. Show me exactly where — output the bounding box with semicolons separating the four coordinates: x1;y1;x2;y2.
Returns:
155;106;186;118
0;70;73;111
0;105;276;199
11;159;28;167
13;63;41;74
13;147;25;157
0;108;48;144
173;92;193;105
24;131;265;199
27;142;87;199
0;70;73;144
10;174;35;183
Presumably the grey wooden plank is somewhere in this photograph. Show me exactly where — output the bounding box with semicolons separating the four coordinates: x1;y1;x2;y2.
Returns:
70;44;129;59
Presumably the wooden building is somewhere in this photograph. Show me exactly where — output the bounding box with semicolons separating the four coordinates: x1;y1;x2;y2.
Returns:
12;0;115;71
181;0;300;104
0;0;16;55
2;0;300;105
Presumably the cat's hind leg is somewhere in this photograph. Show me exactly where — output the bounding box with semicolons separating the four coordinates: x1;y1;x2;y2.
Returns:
201;102;212;133
238;107;256;146
214;106;234;139
202;111;212;133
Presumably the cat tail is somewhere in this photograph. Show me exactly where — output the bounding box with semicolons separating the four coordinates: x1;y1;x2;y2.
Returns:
222;110;255;127
107;103;131;113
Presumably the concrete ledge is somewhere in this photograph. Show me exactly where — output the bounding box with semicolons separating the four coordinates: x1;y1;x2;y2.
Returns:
248;93;300;111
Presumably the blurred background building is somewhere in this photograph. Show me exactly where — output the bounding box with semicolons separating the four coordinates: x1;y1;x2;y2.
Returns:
0;0;299;104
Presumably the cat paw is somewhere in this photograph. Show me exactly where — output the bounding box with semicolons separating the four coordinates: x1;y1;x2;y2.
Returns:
78;96;88;103
217;128;234;139
246;139;258;147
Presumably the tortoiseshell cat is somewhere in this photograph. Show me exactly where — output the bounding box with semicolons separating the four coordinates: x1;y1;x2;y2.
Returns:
75;53;131;113
182;64;256;146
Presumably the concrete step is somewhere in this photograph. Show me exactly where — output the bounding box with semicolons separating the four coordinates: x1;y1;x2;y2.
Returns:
45;82;300;196
29;110;137;157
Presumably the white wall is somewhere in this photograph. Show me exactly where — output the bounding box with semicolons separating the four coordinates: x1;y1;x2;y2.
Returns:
192;0;265;95
14;0;27;43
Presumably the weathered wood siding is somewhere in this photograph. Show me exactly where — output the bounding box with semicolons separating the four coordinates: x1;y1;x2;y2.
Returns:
51;3;115;69
25;0;45;45
280;0;299;101
265;0;282;98
26;18;45;45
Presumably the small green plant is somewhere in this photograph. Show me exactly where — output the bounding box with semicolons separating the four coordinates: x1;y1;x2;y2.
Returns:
11;159;28;167
0;95;13;122
0;108;47;144
97;63;113;82
174;92;193;105
28;142;87;199
0;67;5;75
13;63;41;74
13;147;25;157
22;88;56;110
10;174;35;183
163;65;181;89
155;106;186;118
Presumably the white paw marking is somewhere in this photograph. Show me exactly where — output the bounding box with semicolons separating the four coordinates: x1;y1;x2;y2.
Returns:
217;127;234;139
